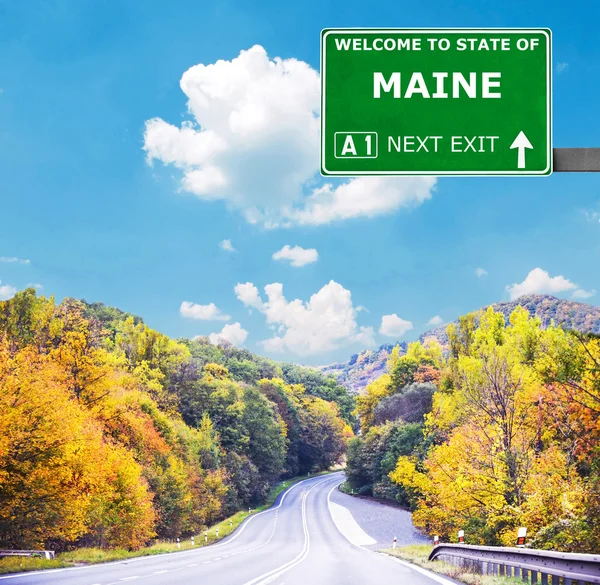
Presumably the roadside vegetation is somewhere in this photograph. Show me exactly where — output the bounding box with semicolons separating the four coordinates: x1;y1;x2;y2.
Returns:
345;306;600;552
0;289;353;555
0;471;333;574
384;545;521;585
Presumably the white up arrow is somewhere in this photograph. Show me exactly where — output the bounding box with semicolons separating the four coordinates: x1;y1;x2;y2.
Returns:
510;131;533;169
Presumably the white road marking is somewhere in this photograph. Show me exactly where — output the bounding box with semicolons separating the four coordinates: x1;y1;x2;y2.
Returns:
204;475;317;550
120;578;140;582
203;561;212;564
0;476;335;582
187;563;198;567
327;481;456;585
384;554;457;585
328;501;377;546
241;477;330;585
153;570;168;574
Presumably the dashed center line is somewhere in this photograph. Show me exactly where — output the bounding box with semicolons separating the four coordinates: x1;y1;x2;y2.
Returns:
187;563;198;567
153;570;168;574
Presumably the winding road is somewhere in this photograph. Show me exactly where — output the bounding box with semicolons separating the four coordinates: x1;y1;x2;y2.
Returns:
2;473;448;585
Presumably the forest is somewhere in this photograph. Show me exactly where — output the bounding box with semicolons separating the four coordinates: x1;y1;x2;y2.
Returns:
0;289;352;551
346;305;600;552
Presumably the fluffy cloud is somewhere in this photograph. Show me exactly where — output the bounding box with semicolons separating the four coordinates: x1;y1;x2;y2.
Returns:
572;288;596;300
379;314;414;338
475;267;488;277
282;176;435;227
219;239;236;252
0;256;30;264
427;315;444;326
272;245;318;267
557;62;569;73
506;267;578;300
234;282;264;310
235;279;374;355
208;322;248;346
0;281;17;300
180;301;230;321
143;45;436;227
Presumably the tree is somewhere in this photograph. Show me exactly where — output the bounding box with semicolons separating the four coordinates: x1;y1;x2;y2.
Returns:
281;363;356;424
355;374;393;433
374;383;435;425
0;290;354;552
0;341;156;550
345;421;424;503
241;387;287;496
389;341;443;393
390;307;596;550
298;397;350;473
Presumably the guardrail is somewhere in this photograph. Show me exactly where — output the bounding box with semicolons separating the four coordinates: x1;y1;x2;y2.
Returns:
0;550;55;560
429;544;600;585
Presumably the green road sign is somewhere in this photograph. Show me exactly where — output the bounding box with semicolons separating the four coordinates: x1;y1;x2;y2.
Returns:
321;29;552;176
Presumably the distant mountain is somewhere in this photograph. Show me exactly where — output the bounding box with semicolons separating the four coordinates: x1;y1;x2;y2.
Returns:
319;343;406;395
320;294;600;394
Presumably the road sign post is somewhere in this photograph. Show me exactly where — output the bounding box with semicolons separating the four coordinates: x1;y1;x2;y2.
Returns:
321;28;552;176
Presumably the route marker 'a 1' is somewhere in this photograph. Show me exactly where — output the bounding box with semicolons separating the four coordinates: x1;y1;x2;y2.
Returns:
321;28;552;176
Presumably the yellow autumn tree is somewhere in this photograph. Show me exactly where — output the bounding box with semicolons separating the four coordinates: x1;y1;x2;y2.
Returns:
391;307;590;547
0;340;156;549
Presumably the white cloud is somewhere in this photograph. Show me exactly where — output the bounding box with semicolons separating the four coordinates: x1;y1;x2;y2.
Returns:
235;279;375;355
143;45;436;228
475;267;488;277
0;282;17;301
272;245;318;267
427;315;444;326
234;282;264;310
572;288;596;300
583;210;600;223
379;314;414;338
557;62;569;73
506;267;578;300
208;322;248;346
26;283;43;290
219;239;236;252
0;257;30;265
280;176;435;227
180;301;230;321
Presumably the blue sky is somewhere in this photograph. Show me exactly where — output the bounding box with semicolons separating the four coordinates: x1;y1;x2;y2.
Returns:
1;0;599;365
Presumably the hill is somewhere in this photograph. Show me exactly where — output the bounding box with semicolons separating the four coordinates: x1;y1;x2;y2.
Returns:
320;294;600;393
0;289;354;552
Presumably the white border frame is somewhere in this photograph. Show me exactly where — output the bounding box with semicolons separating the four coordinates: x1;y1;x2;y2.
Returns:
334;131;379;159
320;28;552;176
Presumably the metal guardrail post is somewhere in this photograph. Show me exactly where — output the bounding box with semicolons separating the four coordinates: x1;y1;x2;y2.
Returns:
429;544;600;584
0;550;55;559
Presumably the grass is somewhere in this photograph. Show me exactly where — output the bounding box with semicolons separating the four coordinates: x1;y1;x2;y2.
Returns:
0;556;70;575
0;469;336;575
383;545;523;585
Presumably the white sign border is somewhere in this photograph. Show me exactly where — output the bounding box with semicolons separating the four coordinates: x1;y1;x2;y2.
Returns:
320;27;552;177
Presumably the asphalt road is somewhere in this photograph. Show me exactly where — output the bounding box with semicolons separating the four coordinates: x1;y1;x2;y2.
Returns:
2;473;445;585
329;484;430;549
